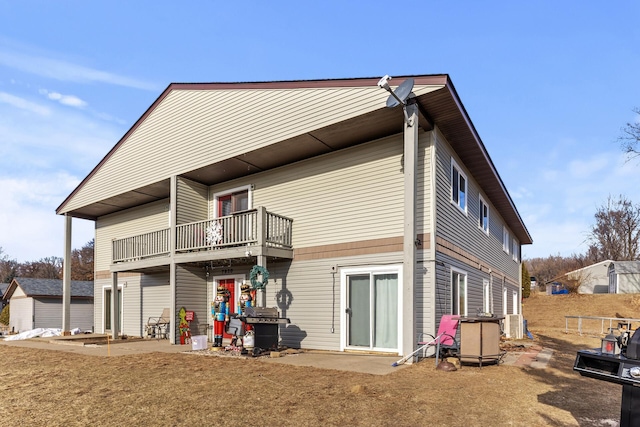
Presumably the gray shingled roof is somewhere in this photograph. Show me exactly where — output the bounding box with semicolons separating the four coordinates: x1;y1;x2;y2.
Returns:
12;277;93;298
0;283;8;299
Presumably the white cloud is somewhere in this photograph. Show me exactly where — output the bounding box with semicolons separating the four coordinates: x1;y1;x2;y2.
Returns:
39;89;88;108
0;40;160;91
0;91;50;115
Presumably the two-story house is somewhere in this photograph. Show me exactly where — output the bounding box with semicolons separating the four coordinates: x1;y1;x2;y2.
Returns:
56;75;532;358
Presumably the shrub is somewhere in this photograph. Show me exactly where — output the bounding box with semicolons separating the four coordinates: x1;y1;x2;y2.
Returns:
0;304;8;325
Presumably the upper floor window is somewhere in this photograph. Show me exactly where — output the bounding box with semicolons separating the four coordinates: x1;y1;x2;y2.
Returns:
478;195;489;234
512;238;519;262
214;185;252;217
451;158;467;213
503;226;510;254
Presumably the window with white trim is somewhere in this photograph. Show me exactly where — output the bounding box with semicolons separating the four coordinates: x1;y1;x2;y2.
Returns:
451;158;467;213
503;226;510;254
478;195;489;234
512;238;519;262
482;279;491;314
451;268;468;316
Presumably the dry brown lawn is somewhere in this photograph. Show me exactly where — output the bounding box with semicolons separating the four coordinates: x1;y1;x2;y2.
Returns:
1;293;638;426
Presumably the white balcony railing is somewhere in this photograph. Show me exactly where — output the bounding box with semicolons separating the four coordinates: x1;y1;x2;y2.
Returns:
112;208;293;263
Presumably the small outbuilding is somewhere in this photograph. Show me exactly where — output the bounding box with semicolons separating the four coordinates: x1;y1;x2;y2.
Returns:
4;277;94;333
562;260;640;294
607;261;640;294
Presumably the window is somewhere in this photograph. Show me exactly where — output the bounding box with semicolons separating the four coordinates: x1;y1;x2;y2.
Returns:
451;158;467;213
482;279;491;314
218;189;249;216
478;195;489;234
503;226;510;254
512;238;519;262
451;268;467;316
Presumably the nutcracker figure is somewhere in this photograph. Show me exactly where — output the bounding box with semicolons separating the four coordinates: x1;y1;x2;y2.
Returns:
239;282;254;333
211;285;230;348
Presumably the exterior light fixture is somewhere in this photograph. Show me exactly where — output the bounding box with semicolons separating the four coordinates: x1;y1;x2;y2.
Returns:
601;332;621;355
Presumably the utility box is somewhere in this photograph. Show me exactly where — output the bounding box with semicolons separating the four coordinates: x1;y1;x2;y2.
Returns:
459;317;504;366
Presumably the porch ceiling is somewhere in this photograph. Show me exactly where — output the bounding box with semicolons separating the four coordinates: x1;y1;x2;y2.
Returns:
63;76;531;245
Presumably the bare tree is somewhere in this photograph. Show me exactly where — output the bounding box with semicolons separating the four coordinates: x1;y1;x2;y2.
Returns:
70;239;94;281
0;247;18;284
588;195;640;261
620;107;640;159
17;257;63;279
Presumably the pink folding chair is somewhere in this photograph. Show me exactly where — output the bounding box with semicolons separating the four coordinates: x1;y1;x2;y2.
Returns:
416;314;460;365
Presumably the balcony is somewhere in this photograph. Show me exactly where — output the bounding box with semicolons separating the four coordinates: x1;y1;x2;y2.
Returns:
112;208;293;265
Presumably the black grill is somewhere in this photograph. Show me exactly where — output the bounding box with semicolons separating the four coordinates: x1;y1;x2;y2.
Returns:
574;329;640;426
239;307;290;351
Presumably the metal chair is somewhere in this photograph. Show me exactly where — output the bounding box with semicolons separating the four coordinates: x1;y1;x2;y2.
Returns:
145;308;170;339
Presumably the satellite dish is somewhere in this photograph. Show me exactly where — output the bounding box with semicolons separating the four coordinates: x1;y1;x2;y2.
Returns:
385;78;415;108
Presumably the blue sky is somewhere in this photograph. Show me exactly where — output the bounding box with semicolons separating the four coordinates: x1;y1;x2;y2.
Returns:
0;1;639;262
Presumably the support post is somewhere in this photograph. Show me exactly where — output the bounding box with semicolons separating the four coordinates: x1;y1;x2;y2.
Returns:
169;175;178;343
402;100;419;362
111;272;119;339
62;214;72;335
256;207;268;308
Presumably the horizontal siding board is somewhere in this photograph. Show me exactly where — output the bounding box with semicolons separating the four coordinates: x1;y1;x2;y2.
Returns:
175;265;208;337
63;84;442;213
265;253;404;351
95;200;169;270
211;135;405;249
177;177;208;225
434;130;519;280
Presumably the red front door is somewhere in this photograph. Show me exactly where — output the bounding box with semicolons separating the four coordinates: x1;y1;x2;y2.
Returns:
218;278;236;339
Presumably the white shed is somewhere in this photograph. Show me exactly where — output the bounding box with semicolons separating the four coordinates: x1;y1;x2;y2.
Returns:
4;277;94;333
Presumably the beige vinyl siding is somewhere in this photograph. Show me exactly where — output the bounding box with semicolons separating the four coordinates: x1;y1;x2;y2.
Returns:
139;273;170;337
94;278;107;332
210;135;405;248
267;253;404;351
415;261;434;344
175;265;208;338
121;275;141;337
61;84;442;213
95;200;170;270
177;177;208;225
9;296;33;332
434;131;519;279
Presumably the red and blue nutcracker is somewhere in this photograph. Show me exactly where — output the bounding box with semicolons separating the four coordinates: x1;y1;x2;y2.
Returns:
212;285;230;348
238;282;254;334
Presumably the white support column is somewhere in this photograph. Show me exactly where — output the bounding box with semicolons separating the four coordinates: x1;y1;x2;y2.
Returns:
402;101;419;360
256;207;268;308
169;175;178;343
111;272;119;339
62;214;72;335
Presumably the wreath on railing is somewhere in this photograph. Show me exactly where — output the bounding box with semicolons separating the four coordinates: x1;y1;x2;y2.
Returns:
250;265;269;290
